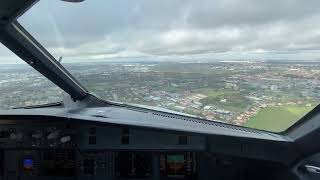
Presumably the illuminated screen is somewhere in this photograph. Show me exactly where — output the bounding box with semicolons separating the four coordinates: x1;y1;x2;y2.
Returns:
23;158;34;171
166;155;185;177
167;155;184;163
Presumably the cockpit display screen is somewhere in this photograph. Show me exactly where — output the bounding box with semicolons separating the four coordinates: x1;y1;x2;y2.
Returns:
23;158;34;172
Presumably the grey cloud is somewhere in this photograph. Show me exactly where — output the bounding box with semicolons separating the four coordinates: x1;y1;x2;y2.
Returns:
185;0;320;28
14;0;320;61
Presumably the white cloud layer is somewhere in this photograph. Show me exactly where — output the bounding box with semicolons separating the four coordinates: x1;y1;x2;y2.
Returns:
2;0;320;63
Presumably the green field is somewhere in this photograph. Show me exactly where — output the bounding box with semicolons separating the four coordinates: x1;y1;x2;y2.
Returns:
200;92;251;112
245;105;314;132
194;88;234;97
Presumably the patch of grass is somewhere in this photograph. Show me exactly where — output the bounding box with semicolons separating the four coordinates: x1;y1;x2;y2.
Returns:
245;105;314;132
194;88;234;97
200;93;251;112
163;86;181;93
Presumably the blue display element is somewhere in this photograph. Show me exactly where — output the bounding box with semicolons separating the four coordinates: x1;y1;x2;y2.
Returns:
23;158;34;170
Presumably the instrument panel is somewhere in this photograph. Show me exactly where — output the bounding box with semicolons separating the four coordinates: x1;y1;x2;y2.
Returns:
3;150;200;180
0;123;75;149
0;119;205;180
0;119;206;150
0;118;297;180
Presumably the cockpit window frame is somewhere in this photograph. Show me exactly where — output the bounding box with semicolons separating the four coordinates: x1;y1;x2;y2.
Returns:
0;0;88;100
0;0;319;135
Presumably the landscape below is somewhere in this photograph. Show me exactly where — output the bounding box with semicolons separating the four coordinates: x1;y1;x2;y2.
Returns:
0;61;318;132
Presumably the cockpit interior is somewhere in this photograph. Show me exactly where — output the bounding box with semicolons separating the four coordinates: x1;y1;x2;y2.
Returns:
0;1;320;180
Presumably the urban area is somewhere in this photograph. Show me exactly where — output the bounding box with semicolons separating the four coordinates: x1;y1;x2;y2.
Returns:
0;60;319;132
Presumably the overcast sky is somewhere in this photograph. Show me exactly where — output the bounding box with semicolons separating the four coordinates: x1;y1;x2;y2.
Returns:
2;0;320;63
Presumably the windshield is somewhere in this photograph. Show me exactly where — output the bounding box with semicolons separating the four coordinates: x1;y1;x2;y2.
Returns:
17;0;320;132
0;43;64;108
